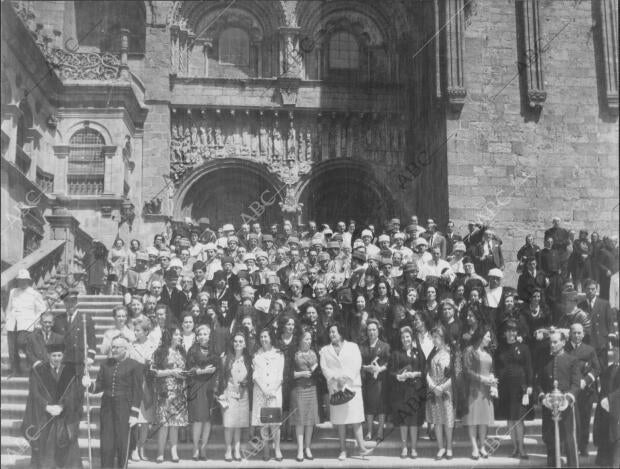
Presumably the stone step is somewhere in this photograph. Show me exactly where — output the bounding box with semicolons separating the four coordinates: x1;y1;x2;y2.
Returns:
4;450;601;469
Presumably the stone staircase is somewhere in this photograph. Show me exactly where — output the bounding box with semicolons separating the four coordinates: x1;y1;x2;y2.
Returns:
0;295;602;468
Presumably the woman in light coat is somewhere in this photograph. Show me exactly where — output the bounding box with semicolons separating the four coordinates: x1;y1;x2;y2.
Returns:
320;322;373;461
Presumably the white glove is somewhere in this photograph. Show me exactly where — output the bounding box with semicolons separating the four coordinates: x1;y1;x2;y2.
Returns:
580;379;586;390
81;375;92;389
521;394;529;406
600;397;610;412
86;357;94;366
129;416;138;427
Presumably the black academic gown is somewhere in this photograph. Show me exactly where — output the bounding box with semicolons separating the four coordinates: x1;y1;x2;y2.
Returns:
21;362;83;469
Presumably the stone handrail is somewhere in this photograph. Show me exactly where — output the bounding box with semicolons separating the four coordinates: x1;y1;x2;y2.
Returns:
1;240;66;310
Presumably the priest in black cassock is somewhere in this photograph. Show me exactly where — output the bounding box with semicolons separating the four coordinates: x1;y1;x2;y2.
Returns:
21;343;84;469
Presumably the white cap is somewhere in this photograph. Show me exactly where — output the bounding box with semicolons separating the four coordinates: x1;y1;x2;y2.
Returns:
146;247;159;256
203;242;216;251
169;258;183;268
378;234;390;243
222;224;234;232
353;239;365;248
488;268;504;279
216;238;228;249
393;232;405;240
243;253;256;262
16;269;31;280
416;238;428;247
453;241;466;252
361;229;373;238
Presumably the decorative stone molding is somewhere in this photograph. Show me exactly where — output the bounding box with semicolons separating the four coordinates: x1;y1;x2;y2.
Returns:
516;0;546;109
169;107;408;187
43;47;121;81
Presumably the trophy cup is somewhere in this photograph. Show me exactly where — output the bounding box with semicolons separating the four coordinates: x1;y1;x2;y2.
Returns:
542;380;570;468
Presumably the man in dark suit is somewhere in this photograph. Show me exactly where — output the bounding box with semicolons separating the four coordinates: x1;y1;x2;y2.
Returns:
169;273;195;324
25;312;64;367
52;289;96;374
160;269;179;305
578;279;617;371
472;230;505;278
537;329;581;467
423;219;447;259
544;217;571;279
517;256;549;303
444;219;462;257
565;322;601;456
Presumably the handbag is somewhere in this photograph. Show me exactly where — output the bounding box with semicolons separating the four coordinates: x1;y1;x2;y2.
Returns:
329;387;356;406
260;395;282;423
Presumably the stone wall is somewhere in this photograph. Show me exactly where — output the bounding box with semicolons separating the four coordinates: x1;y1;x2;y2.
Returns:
447;0;619;286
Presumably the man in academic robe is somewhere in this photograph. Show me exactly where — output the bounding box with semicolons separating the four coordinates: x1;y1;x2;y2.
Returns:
537;329;580;468
593;346;620;467
82;336;143;469
565;322;601;456
544;216;571;279
52;289;96;374
25;312;64;367
21;343;83;469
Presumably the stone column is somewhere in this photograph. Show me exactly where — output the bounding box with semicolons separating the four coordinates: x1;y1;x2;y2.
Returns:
52;145;69;195
444;0;467;111
170;24;180;74
102;145;118;195
45;207;80;275
120;28;130;80
599;0;618;110
201;39;212;77
517;0;546;108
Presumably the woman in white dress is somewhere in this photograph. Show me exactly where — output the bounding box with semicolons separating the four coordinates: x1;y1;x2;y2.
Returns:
319;323;373;461
252;328;285;461
129;321;157;461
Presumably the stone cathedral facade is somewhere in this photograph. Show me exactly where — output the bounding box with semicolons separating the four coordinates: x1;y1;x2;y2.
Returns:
1;0;618;278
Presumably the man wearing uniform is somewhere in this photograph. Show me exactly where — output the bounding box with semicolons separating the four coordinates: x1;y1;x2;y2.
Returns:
537;329;581;467
52;288;96;374
565;322;601;456
21;343;83;469
82;336;143;469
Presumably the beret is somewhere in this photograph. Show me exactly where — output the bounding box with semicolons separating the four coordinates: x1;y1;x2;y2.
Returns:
222;224;234;231
220;256;235;266
488;268;504;279
262;234;274;242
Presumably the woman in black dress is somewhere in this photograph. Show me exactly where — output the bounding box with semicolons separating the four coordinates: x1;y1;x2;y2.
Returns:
360;319;390;441
186;324;218;460
369;280;393;325
389;325;427;459
495;320;533;459
277;314;297;441
519;288;551;382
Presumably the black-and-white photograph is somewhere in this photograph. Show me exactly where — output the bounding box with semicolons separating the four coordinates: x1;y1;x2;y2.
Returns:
1;0;618;468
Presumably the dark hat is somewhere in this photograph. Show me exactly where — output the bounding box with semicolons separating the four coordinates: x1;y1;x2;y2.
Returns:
352;251;366;263
237;269;250;280
212;270;227;283
405;224;417;233
336;288;353;305
318;252;331;262
462;255;474;265
403;262;418;273
220;256;235;266
262;234;274;242
326;240;340;249
380;257;393;267
164;269;179;280
46;343;65;353
61;288;79;300
248;233;258;240
268;275;280;285
192;260;206;272
198;217;211;226
503;319;519;331
331;233;343;242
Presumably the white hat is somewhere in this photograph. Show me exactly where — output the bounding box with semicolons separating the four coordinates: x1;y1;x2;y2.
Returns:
353;239;365;248
16;269;31;280
216;238;228;249
243;253;256;262
393;232;405;240
488;268;504;279
169;258;183;268
361;229;373;238
146;247;159;256
222;224;234;232
378;234;390;243
415;238;428;247
203;242;216;251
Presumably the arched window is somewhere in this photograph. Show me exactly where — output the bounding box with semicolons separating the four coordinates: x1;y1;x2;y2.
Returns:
67;128;105;195
328;31;359;70
219;27;250;67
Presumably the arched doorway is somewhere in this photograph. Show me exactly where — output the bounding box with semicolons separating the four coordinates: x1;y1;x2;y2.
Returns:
175;161;282;230
298;161;397;229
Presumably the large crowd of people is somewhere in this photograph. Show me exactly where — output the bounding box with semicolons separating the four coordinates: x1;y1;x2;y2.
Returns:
5;215;620;468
